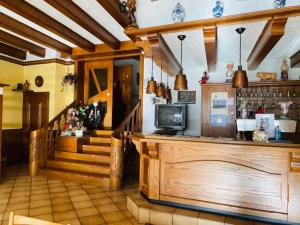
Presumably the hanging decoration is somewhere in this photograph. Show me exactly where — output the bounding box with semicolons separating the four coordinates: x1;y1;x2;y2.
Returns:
232;28;248;88
146;55;157;94
273;0;286;8
61;65;77;92
174;35;188;90
172;2;185;23
156;63;166;98
212;0;224;18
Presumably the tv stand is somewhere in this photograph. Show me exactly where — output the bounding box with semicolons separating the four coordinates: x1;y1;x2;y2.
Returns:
154;129;178;136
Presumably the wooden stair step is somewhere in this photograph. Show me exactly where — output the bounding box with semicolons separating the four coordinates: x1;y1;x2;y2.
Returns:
90;137;111;144
40;168;109;187
88;130;113;136
47;159;110;175
82;145;111;154
55;151;111;164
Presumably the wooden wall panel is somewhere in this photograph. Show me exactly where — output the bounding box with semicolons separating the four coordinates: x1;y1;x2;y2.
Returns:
2;129;25;164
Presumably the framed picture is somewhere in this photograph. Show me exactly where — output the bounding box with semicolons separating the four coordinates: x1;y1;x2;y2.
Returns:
255;114;275;138
177;91;196;104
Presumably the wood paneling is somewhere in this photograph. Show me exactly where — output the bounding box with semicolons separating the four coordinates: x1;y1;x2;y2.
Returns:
0;0;95;52
96;0;128;28
247;14;287;70
201;84;236;138
0;42;26;60
56;136;89;153
0;30;46;58
0;13;72;55
2;129;25;164
290;50;300;68
203;26;217;72
288;172;300;223
45;0;120;50
125;5;300;37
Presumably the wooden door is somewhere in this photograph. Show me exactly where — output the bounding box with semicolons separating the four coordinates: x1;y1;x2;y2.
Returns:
22;92;49;162
115;65;133;114
84;60;113;129
201;84;236;138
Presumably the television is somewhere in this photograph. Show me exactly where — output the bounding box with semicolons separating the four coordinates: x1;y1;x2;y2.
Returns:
155;104;187;130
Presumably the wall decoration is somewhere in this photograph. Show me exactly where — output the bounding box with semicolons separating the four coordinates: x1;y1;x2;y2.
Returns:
256;72;277;81
120;0;138;27
172;3;185;23
212;0;224;18
273;0;286;8
35;76;44;87
177;91;196;104
210;92;228;126
23;80;30;90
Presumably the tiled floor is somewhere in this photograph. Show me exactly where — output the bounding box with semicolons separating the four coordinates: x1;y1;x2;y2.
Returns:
0;165;141;225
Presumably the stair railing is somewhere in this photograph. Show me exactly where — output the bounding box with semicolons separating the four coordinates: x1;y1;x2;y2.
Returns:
29;100;76;176
110;100;141;190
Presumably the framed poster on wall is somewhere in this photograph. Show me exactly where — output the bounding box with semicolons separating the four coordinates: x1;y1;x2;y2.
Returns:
177;91;196;104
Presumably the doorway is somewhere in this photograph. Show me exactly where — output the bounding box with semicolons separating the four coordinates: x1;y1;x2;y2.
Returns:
113;59;140;128
22;91;49;162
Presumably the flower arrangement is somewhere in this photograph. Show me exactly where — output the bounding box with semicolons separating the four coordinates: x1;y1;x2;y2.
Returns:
61;72;77;92
62;107;86;137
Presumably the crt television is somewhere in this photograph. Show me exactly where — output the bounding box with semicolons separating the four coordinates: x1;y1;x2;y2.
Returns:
155;104;187;130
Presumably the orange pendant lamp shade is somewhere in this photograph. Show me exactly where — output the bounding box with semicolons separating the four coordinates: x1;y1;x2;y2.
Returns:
156;63;166;98
174;35;188;90
146;55;157;94
232;28;248;88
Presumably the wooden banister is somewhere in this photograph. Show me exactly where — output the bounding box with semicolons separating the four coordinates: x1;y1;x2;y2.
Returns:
110;100;140;190
48;100;76;128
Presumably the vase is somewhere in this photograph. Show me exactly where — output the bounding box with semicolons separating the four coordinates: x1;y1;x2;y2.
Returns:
172;3;185;23
273;0;286;8
212;0;224;18
75;130;83;137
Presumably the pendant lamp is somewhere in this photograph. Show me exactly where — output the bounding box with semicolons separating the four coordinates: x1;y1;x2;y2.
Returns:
174;35;188;90
232;28;248;88
156;63;166;98
165;74;172;103
146;55;157;94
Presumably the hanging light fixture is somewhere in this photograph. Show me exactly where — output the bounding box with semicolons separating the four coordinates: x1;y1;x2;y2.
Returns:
156;63;166;98
165;73;172;103
174;35;188;90
146;55;157;94
232;28;248;88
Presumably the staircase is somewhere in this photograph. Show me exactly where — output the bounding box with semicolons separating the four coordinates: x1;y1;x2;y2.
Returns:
40;130;113;187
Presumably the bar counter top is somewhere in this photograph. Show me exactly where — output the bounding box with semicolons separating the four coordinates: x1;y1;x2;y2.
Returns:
134;133;300;149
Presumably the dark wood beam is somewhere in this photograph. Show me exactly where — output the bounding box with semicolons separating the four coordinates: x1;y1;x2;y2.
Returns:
45;0;120;50
290;50;300;68
0;30;45;57
203;26;217;72
96;0;128;28
247;14;287;70
0;42;26;60
0;0;95;52
0;13;72;55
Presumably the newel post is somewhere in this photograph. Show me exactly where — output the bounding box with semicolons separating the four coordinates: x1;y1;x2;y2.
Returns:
110;135;123;190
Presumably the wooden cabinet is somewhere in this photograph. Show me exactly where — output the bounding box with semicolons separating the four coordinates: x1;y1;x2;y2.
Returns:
201;84;236;138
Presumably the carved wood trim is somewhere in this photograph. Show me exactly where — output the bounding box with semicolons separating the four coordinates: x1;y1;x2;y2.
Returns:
203;26;217;72
247;14;288;70
147;142;159;160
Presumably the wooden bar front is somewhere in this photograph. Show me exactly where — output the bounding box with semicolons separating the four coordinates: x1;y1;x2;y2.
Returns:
133;135;300;224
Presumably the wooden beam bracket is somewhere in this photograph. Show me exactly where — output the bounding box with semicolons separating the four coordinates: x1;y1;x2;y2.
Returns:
290;50;300;68
203;26;217;72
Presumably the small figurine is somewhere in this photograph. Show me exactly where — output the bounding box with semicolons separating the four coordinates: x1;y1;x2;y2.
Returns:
200;71;209;85
281;59;289;81
279;101;292;119
225;62;234;83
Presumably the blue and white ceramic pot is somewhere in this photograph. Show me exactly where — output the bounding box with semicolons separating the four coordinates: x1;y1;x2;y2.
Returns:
172;2;185;23
274;0;286;8
212;0;224;18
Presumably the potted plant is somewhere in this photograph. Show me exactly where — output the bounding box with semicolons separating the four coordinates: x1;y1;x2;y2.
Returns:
61;72;77;92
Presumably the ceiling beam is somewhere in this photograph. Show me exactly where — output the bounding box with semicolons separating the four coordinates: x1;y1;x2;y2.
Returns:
0;30;46;58
203;26;217;72
45;0;120;50
0;55;23;65
0;13;72;55
0;42;26;60
96;0;128;28
290;50;300;68
0;0;95;52
125;5;300;37
247;14;287;70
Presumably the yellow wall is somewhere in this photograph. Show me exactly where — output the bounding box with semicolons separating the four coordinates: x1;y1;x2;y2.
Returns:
0;60;24;129
24;63;74;120
0;60;74;129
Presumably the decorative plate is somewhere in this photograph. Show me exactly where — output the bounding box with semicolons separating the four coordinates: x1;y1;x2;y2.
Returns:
35;75;44;87
172;3;185;23
273;0;286;8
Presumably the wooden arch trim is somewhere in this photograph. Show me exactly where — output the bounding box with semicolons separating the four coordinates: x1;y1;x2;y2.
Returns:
247;14;288;70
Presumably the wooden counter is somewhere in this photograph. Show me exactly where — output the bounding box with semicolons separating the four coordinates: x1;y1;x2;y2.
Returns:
133;134;300;224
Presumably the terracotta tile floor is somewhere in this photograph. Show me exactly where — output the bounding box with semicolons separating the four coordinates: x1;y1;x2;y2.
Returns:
0;165;141;225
